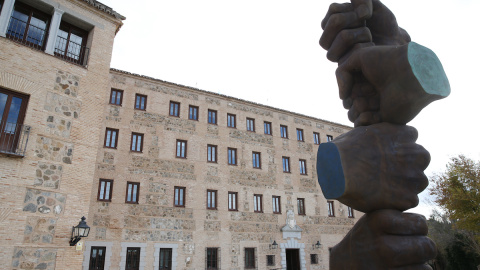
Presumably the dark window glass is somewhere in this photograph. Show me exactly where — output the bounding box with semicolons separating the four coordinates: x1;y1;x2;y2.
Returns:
272;196;281;214
131;133;143;152
245;248;256;269
135;94;147;110
280;125;288;138
189;105;198;120
159;248;172;270
228;192;237;211
7;3;50;50
328;201;335;217
174;186;185;207
264;121;272;135
89;246;106;270
104;128;118;148
267;255;275;266
206;247;219;270
246;118;255;132
97;179;113;202
297;128;304;141
109;89;123;105
282;157;290;173
125;182;140;204
207;190;217;210
227;114;236;128
313;132;320;144
348;206;354;218
327;135;333;142
299;159;307;175
0;1;4;13
126;247;140;270
228;148;237;165
254;194;262;213
54;22;88;65
208;109;217;124
207;145;217;163
169;101;180;117
176;140;187;158
297;198;305;215
252;152;261;169
0;88;29;154
311;254;319;264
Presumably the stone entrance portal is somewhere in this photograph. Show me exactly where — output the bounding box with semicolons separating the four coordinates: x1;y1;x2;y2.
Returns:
286;249;301;270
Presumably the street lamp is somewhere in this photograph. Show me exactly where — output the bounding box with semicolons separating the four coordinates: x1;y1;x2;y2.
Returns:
270;240;278;250
69;216;90;246
314;241;321;249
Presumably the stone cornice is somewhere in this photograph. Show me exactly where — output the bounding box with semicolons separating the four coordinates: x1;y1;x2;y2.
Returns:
78;0;126;20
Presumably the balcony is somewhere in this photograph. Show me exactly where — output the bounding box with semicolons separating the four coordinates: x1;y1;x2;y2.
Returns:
54;35;90;66
0;121;31;157
6;16;47;51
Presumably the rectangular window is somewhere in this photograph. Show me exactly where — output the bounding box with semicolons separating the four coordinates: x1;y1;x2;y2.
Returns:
252;152;261;169
169;101;180;117
313;132;320;145
109;89;123;106
282;157;290;173
264;121;272;135
176;140;187;158
327;135;333;142
97;179;112;202
296;128;304;141
245;248;256;269
297;198;305;215
272;196;281;214
267;255;275;266
348;206;355;218
228;192;238;211
125;182;139;204
280;125;288;138
0;88;29;155
299;159;307;175
134;94;147;110
159;248;172;270
130;133;143;152
54;22;89;65
104;128;119;148
126;247;140;270
254;194;263;213
89;246;106;270
206;247;219;270
189;105;199;120
7;3;50;50
228;148;237;165
207;145;217;163
311;254;319;265
227;114;236;128
328;201;335;217
246;118;255;132
208;109;217;124
174;186;186;207
207;190;217;210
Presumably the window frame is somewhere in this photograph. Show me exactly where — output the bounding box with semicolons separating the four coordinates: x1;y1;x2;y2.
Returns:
327;135;333;142
310;254;319;265
244;248;256;269
125;247;141;270
206;247;220;270
254;194;263;213
228;191;238;211
206;189;217;210
227;113;236;128
347;206;355;218
299;159;307;175
109;89;123;106
134;94;147;111
125;181;140;204
266;255;275;267
130;132;144;153
97;179;113;202
272;196;281;214
7;2;51;50
208;109;217;125
327;200;335;217
252;152;261;169
297;198;306;215
174;186;186;207
54;21;89;65
246;118;255;132
280;125;288;138
89;246;106;270
207;144;217;163
0;88;29;155
228;148;237;166
188;105;199;121
176;140;187;158
313;132;320;145
264;121;272;135
282;156;290;173
159;248;172;270
169;101;180;117
104;128;119;149
296;128;304;141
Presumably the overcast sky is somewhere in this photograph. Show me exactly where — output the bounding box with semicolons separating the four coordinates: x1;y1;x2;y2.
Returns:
98;0;480;217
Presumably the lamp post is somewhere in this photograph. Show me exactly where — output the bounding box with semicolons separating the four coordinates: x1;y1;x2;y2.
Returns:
69;216;90;246
314;241;321;249
270;240;278;250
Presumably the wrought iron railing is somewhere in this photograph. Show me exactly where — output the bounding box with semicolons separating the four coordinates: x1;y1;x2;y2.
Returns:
0;121;31;157
6;16;47;50
54;35;90;66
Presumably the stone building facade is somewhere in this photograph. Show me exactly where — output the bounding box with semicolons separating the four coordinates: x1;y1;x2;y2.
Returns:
0;0;357;269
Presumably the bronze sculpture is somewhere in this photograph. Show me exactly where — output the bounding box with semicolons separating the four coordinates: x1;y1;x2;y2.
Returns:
316;0;450;269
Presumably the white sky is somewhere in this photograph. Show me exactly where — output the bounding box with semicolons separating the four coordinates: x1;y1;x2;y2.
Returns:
99;0;480;217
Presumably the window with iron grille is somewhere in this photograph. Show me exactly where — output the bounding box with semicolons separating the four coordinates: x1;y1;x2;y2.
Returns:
246;118;255;132
272;196;281;214
109;89;123;106
228;148;237;165
348;206;355;218
266;255;275;266
207;145;217;163
327;201;335;217
54;22;89;65
189;105;198;120
299;159;307;175
228;192;238;211
159;248;172;270
89;246;106;270
207;190;217;210
208;109;217;124
135;94;147;110
282;157;290;173
252;152;261;169
97;179;113;202
174;186;185;207
327;135;333;142
125;247;140;270
313;132;320;145
297;198;305;215
206;247;220;270
130;133;143;152
297;128;304;141
264;121;272;135
280;125;288;138
176;140;187;158
245;248;256;269
310;254;319;264
169;101;180;117
125;182;139;204
254;194;263;213
0;88;29;156
227;114;236;128
104;128;119;148
7;2;50;50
